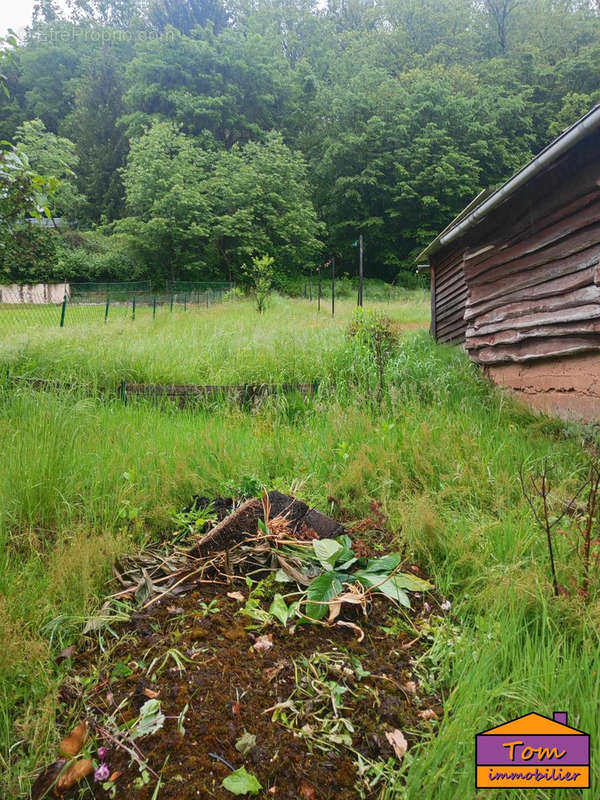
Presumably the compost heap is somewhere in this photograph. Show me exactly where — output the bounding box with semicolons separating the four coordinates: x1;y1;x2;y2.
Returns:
33;492;445;800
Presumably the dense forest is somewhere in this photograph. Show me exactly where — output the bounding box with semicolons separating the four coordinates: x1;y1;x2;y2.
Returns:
1;0;600;288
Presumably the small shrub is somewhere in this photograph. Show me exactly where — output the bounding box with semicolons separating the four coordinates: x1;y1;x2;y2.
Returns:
242;255;275;313
346;309;399;402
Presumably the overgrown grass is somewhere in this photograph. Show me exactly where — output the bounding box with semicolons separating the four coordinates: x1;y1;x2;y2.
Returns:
0;295;598;799
0;294;430;386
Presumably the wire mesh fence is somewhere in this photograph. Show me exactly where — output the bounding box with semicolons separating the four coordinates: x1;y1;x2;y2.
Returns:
0;282;230;338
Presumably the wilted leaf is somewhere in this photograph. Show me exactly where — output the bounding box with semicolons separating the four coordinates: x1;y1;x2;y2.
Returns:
56;758;94;791
276;556;312;586
143;688;160;699
269;594;289;625
55;646;76;663
59;721;88;757
299;779;316;799
312;539;344;570
264;661;287;682
227;592;246;602
328;588;367;623
31;759;66;800
385;729;408;761
328;600;342;622
418;709;438;720
253;634;274;652
222;766;262;796
131;699;165;739
135;572;155;607
336;620;365;642
235;731;257;756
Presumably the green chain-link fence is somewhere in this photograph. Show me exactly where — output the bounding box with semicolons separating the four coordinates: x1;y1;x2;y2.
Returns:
0;281;230;337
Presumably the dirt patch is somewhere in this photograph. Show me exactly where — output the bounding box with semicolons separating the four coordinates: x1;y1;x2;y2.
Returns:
61;585;440;800
45;497;443;800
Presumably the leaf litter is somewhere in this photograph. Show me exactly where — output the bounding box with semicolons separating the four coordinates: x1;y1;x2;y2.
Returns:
41;492;445;799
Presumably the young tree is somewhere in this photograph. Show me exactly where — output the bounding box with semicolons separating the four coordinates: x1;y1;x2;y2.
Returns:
242;254;275;313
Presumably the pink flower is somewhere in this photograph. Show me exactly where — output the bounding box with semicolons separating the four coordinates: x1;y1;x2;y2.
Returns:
94;763;110;782
97;747;108;761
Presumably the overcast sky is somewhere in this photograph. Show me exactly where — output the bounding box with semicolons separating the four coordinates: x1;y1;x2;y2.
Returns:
1;1;70;37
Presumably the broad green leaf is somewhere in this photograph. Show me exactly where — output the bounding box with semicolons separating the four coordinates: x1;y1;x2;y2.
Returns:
312;539;344;570
269;594;289;625
222;767;262;796
364;553;403;573
337;557;358;571
305;571;343;620
391;573;433;592
352;571;411;607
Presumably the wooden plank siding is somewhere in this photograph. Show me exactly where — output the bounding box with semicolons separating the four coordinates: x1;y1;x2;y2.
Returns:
428;131;600;368
464;187;600;364
431;247;468;344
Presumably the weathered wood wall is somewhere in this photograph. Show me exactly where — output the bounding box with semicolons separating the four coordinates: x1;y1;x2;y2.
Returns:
428;132;600;419
431;133;600;365
430;246;468;344
464;201;600;364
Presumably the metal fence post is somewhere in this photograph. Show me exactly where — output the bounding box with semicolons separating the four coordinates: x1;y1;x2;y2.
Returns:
331;257;335;317
358;233;364;308
170;294;174;313
206;289;210;309
60;294;67;328
318;268;322;312
184;294;187;312
153;296;157;320
105;295;110;323
132;295;136;321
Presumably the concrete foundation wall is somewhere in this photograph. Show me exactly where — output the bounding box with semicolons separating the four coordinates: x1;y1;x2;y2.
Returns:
0;284;70;304
484;352;600;421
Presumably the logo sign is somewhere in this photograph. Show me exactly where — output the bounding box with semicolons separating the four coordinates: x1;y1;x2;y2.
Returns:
476;712;590;789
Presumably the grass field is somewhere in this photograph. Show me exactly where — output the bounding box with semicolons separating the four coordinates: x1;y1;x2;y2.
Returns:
1;292;598;799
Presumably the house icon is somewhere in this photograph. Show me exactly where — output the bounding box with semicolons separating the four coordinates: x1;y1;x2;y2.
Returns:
476;712;590;789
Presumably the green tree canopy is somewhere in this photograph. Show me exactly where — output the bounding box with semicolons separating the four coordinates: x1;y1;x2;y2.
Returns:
15;118;86;219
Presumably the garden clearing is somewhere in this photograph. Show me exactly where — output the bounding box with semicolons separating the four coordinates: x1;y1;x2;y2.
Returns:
1;294;599;800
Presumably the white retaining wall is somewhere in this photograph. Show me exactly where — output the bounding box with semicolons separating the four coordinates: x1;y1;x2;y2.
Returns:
0;283;70;304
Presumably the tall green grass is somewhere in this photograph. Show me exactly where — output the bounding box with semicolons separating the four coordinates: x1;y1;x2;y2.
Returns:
0;295;430;386
0;297;597;799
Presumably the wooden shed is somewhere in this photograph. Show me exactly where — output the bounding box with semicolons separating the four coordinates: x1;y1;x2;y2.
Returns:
419;105;600;421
